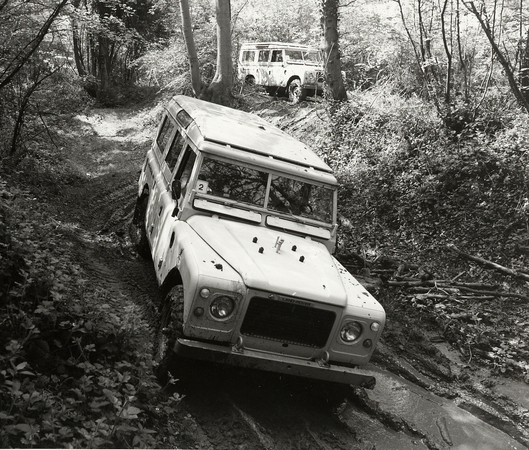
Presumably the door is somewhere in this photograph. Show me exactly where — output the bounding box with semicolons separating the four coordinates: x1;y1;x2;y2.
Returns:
152;145;198;278
148;124;186;252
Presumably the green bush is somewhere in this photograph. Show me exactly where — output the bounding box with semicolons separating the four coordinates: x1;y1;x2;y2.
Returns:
318;86;529;266
0;180;183;448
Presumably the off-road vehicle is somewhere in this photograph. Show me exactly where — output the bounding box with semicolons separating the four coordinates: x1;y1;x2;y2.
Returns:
238;42;325;103
131;95;385;387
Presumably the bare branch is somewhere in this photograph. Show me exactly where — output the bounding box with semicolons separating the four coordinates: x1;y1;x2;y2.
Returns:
0;0;69;91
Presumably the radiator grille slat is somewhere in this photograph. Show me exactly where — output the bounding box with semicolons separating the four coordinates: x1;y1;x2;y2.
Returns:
241;297;335;348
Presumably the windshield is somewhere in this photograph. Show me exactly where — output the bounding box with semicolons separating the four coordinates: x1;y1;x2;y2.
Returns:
303;51;322;64
196;157;334;224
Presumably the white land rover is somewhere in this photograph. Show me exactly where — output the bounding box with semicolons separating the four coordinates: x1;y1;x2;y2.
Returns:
131;95;385;387
238;42;325;103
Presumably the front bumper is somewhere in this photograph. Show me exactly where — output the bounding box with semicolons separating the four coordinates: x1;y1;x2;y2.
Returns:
174;338;376;388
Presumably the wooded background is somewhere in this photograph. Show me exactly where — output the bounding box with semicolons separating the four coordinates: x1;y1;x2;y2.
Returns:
2;3;529;448
1;0;529;158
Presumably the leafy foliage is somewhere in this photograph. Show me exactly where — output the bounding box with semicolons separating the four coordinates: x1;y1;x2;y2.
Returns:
317;84;528;270
0;178;184;448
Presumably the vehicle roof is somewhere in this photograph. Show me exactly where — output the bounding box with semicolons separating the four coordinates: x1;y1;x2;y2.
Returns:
168;95;332;174
240;42;319;51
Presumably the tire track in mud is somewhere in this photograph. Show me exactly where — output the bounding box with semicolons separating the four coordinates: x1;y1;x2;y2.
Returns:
50;107;529;450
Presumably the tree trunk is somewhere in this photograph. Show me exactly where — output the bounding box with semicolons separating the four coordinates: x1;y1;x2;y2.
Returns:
520;29;529;103
97;36;110;101
463;0;529;113
321;0;346;101
201;0;233;105
440;0;452;104
179;0;203;97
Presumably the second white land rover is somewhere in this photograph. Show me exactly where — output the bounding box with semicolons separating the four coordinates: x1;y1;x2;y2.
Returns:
131;95;385;387
238;42;325;103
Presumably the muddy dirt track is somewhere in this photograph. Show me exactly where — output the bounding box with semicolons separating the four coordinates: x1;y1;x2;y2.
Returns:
37;99;529;449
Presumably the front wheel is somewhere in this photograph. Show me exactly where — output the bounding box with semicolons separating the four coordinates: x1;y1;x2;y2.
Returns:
288;79;306;104
152;285;185;386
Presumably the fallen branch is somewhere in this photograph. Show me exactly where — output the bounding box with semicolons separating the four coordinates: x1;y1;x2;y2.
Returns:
447;244;529;282
456;286;528;300
407;294;496;301
388;279;499;290
392;277;528;301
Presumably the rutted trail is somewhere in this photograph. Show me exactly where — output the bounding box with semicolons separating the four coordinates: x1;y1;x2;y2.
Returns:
44;100;528;450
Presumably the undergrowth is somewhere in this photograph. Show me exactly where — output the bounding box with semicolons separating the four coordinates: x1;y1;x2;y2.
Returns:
0;178;183;448
2;83;529;446
320;87;529;276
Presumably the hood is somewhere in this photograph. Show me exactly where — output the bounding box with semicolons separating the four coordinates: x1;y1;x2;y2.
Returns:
187;215;347;306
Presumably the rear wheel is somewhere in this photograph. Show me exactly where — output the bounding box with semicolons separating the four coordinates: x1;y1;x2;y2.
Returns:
130;196;150;259
288;79;306;104
152;285;185;386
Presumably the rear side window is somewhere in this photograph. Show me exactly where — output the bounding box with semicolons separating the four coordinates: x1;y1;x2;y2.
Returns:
157;116;175;151
242;50;256;62
176;109;193;128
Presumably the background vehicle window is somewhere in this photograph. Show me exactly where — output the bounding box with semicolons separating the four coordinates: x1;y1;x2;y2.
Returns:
157;116;175;150
303;51;322;63
285;50;303;62
165;131;185;172
243;50;256;62
271;50;283;62
268;175;333;223
197;158;267;207
258;50;270;62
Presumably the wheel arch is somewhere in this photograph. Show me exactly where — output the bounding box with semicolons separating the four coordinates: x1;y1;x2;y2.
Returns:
286;75;301;89
160;267;183;298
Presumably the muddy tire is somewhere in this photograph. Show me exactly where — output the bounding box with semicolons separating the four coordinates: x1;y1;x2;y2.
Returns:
152;285;185;386
288;79;306;104
129;196;150;259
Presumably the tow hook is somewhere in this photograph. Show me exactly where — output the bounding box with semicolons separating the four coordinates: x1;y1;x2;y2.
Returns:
233;336;244;353
316;351;330;368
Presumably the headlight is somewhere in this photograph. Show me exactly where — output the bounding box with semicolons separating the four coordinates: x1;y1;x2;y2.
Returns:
340;321;363;343
210;296;235;319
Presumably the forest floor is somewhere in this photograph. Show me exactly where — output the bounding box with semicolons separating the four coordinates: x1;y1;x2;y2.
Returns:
1;91;528;449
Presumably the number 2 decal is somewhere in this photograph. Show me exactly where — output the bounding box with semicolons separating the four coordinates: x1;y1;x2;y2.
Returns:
197;180;209;193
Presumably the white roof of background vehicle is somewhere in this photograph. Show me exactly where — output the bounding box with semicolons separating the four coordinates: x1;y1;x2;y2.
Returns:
240;42;319;50
169;95;332;174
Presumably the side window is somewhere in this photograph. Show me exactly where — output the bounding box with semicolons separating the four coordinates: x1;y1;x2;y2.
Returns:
242;50;255;63
165;130;185;173
258;50;270;63
172;147;197;199
176;109;193;128
271;50;283;63
156;116;175;151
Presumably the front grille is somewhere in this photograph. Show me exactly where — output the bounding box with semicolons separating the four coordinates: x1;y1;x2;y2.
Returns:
240;297;336;348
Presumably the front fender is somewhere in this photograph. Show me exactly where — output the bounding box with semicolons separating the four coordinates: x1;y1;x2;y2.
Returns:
158;220;245;326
